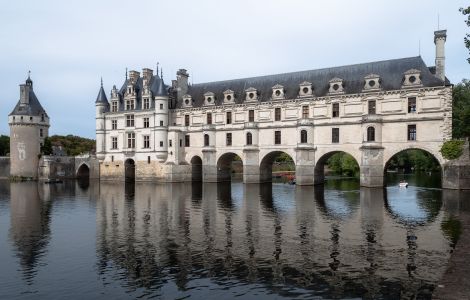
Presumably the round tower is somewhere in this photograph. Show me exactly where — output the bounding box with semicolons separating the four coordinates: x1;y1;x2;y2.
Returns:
95;78;109;161
8;75;50;179
154;76;169;162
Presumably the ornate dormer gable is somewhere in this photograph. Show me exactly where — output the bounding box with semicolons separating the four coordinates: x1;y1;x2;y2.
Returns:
299;81;313;97
182;94;193;108
204;91;215;106
111;85;119;100
245;87;258;102
363;74;381;91
223;89;235;104
402;69;422;87
329;77;344;94
272;84;285;100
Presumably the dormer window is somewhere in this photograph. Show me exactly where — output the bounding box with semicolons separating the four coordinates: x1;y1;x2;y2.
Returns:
183;94;193;108
245;87;258;102
364;74;381;91
223;89;235;104
125;99;135;110
111;101;118;112
299;81;313;97
204;92;215;106
403;69;422;87
143;98;150;109
272;84;285;100
329;78;344;94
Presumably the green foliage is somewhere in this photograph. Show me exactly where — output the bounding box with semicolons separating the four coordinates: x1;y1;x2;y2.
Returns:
441;216;462;248
387;149;440;172
49;135;95;156
274;152;294;163
326;153;359;177
41;137;53;155
440;140;465;160
460;6;470;64
452;80;470;138
0;135;9;156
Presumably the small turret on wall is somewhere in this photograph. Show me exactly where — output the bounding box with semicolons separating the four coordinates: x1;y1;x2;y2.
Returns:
8;74;50;179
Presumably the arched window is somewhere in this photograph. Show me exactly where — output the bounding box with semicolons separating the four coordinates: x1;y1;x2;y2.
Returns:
300;130;307;143
204;134;210;146
246;132;253;145
367;126;375;142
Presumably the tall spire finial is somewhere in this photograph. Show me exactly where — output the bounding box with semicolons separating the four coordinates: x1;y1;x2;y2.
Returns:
161;68;163;79
101;77;103;87
28;70;31;79
156;62;159;76
125;67;128;80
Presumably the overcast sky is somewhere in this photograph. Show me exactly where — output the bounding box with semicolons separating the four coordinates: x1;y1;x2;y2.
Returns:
1;0;469;138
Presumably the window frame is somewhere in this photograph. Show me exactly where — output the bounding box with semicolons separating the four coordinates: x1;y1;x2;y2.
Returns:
274;130;281;145
367;126;375;142
246;132;253;145
332;103;340;118
407;124;417;141
275;107;281;121
332;128;339;143
300;129;307;143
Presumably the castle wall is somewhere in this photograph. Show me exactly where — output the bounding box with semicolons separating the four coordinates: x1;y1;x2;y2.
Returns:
9;125;41;179
38;156;76;179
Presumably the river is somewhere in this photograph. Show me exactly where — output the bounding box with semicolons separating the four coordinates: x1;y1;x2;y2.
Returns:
0;174;468;299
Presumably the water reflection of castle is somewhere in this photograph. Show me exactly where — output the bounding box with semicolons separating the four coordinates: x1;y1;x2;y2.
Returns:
94;182;452;298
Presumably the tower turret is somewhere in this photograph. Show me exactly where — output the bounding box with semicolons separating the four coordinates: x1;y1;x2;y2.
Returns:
153;76;169;162
95;78;109;160
9;74;50;179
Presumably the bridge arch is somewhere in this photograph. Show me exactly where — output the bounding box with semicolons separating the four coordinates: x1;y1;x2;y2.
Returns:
190;155;203;181
216;152;243;182
76;162;90;179
124;158;135;181
259;150;295;183
383;146;444;169
314;150;360;185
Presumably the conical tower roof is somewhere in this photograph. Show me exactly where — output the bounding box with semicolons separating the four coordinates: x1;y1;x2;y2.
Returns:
95;78;108;104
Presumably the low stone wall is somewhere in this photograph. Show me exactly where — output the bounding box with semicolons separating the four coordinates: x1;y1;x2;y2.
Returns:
38;156;76;179
0;157;10;179
442;139;470;190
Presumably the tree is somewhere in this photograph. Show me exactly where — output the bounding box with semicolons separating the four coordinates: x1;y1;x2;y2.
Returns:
452;80;470;138
0;135;9;156
460;6;470;63
41;137;53;155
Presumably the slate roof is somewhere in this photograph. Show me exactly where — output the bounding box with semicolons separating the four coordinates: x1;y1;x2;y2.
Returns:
95;79;108;104
9;81;48;117
180;56;447;108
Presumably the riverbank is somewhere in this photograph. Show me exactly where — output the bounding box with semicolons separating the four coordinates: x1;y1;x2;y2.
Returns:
433;211;470;300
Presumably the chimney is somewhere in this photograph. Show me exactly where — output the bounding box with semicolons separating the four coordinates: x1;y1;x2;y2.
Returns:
19;83;31;105
434;30;447;82
128;70;140;84
176;69;189;101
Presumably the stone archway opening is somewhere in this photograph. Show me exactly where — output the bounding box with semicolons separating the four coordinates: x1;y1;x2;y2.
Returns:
217;152;243;182
76;163;90;179
314;151;359;185
259;151;295;183
384;148;441;187
124;159;135;181
190;155;203;182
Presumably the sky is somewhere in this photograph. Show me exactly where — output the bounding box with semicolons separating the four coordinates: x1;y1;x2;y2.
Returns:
1;0;469;139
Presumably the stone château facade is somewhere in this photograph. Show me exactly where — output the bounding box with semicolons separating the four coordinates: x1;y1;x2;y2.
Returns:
96;30;453;187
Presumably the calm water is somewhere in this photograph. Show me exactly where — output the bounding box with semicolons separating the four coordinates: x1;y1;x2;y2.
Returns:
0;175;469;300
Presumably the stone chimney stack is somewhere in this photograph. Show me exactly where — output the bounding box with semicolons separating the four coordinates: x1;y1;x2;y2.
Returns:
176;69;189;101
434;30;447;82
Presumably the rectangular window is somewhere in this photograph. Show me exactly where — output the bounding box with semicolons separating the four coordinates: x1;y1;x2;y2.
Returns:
143;117;150;128
127;133;135;149
368;100;376;115
143;98;150;109
302;105;309;119
160;141;163;147
248;110;254;122
39;128;43;137
226;133;232;146
408;97;417;113
226;111;232;124
332;103;339;118
41;114;45;122
275;107;281;121
185;115;190;126
147;156;151;164
408;124;417;141
160;103;164;110
111;137;118;149
111;155;114;162
274;131;281;145
332;128;339;143
111;120;117;130
185;135;190;147
111;101;118;112
126;115;134;127
179;139;182;147
207;113;212;124
169;139;172;147
126;100;135;110
143;135;150;148
160;120;164;126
